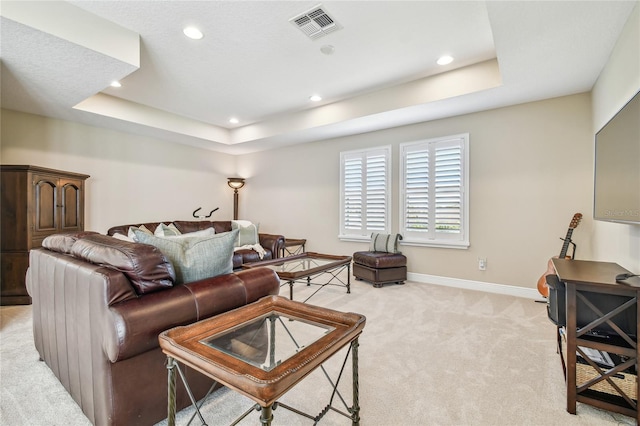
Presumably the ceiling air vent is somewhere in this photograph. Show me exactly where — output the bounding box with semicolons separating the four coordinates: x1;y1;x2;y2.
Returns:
289;4;342;40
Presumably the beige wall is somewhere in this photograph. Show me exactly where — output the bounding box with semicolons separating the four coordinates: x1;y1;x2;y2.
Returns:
0;94;600;290
2;6;638;289
591;4;640;272
239;94;595;289
0;109;238;232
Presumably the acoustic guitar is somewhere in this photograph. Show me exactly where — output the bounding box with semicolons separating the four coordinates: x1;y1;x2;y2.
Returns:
537;213;583;298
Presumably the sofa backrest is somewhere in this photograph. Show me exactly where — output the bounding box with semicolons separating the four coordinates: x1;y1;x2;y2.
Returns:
107;221;233;237
71;234;176;294
42;231;176;295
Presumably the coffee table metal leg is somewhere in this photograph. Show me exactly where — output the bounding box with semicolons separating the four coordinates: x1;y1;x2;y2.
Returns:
167;356;177;426
351;338;360;425
260;404;273;425
347;264;351;294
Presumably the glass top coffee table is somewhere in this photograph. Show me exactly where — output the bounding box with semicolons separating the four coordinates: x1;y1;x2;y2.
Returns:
243;252;352;303
159;295;366;425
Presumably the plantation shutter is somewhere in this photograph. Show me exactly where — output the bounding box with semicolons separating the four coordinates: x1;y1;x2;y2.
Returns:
405;148;429;233
340;147;391;238
401;135;468;247
343;156;363;231
434;143;462;235
365;153;387;231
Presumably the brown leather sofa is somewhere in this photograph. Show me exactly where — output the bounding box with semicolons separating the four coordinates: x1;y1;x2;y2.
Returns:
107;220;285;268
26;231;281;426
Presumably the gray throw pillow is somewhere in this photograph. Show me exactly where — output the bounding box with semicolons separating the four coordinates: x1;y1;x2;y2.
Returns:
369;232;403;253
135;229;238;284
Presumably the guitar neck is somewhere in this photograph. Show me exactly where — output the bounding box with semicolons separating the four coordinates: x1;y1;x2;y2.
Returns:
559;229;575;258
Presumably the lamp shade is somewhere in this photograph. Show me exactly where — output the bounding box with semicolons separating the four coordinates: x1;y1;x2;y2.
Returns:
227;177;245;190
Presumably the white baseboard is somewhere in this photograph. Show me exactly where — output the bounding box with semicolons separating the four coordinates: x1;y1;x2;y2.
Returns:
408;272;542;300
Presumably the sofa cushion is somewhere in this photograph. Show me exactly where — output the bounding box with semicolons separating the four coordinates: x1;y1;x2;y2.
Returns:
135;229;238;284
71;234;176;294
353;251;407;269
42;231;100;254
369;232;403;253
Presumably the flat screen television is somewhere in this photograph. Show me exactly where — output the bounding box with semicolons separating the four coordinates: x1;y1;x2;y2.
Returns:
593;90;640;224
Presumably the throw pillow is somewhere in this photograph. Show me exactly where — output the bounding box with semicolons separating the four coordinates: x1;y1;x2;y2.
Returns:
112;232;135;242
231;220;259;247
154;223;182;237
163;227;215;239
135;229;238;284
369;232;403;253
127;225;152;241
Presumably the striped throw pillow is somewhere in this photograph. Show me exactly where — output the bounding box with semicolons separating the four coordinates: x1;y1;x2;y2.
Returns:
369;233;403;253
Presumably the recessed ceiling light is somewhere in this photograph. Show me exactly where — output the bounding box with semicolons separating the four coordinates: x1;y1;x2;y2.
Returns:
309;95;322;102
183;26;204;40
437;55;454;66
320;45;335;55
229;118;239;124
110;81;122;88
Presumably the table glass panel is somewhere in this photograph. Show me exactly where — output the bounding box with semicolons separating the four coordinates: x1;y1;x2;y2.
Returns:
264;257;337;274
200;311;335;371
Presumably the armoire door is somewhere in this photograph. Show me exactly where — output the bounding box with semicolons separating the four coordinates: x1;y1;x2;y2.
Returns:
59;178;84;232
32;173;59;236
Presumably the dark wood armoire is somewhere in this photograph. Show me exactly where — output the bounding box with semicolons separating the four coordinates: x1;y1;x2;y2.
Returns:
1;165;89;305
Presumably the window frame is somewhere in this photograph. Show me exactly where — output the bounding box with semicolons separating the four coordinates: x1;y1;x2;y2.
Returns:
339;145;392;241
399;134;470;249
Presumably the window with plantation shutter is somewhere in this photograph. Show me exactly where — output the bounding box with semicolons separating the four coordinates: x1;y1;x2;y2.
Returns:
340;146;391;240
400;134;469;248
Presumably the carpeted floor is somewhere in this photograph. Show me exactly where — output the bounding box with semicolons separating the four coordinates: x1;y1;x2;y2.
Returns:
1;275;636;425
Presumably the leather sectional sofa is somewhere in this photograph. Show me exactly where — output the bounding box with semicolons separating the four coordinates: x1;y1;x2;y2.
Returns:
107;220;285;269
26;229;281;425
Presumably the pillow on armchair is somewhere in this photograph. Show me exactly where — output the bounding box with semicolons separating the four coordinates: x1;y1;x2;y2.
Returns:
369;233;403;253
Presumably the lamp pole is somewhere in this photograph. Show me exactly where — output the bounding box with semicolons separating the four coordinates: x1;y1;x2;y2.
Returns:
233;187;240;220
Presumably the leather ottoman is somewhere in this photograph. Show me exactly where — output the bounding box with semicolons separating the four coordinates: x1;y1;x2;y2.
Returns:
353;251;407;288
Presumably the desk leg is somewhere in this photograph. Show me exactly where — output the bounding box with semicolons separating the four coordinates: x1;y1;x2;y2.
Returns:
260;404;273;425
351;338;360;425
566;283;577;415
167;356;177;426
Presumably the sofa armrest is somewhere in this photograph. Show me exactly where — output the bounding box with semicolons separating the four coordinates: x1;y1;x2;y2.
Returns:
104;285;195;362
259;233;285;259
104;268;280;362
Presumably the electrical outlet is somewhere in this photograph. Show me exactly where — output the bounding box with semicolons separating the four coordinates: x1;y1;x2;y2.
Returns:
478;258;487;271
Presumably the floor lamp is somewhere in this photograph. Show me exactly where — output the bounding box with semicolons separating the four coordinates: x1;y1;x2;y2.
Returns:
227;178;245;220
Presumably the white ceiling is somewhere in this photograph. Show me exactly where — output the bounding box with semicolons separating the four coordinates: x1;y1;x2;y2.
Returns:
1;1;637;155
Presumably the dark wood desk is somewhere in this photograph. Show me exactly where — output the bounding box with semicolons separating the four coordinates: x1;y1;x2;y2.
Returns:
553;258;640;422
